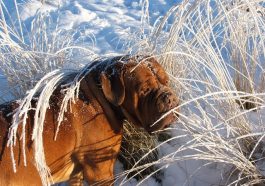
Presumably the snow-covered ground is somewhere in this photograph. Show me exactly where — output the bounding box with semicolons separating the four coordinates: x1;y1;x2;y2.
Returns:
5;0;175;55
1;0;265;186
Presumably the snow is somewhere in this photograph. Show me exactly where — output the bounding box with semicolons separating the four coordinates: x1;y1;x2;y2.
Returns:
1;0;265;186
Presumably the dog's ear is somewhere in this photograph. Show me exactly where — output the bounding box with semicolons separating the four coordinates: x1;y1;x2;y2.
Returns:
100;62;125;106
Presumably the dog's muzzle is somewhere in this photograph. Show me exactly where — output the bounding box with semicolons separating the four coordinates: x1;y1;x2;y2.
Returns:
139;87;179;133
156;91;179;113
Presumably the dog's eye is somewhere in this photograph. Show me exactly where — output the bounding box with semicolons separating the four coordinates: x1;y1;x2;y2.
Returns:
140;86;151;96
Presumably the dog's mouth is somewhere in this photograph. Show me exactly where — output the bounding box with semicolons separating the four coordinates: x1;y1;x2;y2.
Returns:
139;89;179;133
145;111;177;133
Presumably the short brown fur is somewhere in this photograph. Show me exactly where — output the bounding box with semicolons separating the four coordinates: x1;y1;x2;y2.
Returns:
0;56;179;185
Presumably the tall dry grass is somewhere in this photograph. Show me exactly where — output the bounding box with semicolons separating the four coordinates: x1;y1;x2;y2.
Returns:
1;0;265;185
0;1;96;102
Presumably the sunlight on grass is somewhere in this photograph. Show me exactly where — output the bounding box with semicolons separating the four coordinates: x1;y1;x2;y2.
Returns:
1;0;265;185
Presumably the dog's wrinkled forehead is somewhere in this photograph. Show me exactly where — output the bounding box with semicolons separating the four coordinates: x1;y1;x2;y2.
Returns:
124;58;169;86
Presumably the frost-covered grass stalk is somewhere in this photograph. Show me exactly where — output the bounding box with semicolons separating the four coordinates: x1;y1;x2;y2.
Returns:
7;69;75;185
7;64;99;185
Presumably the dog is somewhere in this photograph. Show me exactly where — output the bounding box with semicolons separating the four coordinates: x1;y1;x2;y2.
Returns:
0;55;179;185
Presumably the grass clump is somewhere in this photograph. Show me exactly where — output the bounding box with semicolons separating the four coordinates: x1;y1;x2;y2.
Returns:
118;121;162;181
0;1;96;102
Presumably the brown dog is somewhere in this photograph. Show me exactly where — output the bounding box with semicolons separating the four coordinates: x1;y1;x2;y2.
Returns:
0;55;179;186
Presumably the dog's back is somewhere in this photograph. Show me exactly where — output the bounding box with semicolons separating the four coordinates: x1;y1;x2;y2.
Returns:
0;90;122;185
0;102;42;185
0;100;79;185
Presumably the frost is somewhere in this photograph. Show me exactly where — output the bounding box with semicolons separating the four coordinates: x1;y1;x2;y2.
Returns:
6;67;87;186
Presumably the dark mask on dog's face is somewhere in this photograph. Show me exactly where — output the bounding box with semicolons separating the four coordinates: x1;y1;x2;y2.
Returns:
100;56;179;133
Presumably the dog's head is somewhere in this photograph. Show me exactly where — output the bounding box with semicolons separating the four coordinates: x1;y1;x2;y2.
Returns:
100;56;179;133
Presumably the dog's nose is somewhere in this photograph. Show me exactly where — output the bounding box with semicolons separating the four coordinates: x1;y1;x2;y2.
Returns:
157;91;179;113
161;92;178;107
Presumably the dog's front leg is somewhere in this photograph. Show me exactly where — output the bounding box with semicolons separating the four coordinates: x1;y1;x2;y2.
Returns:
83;158;116;186
69;165;84;186
68;152;84;186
